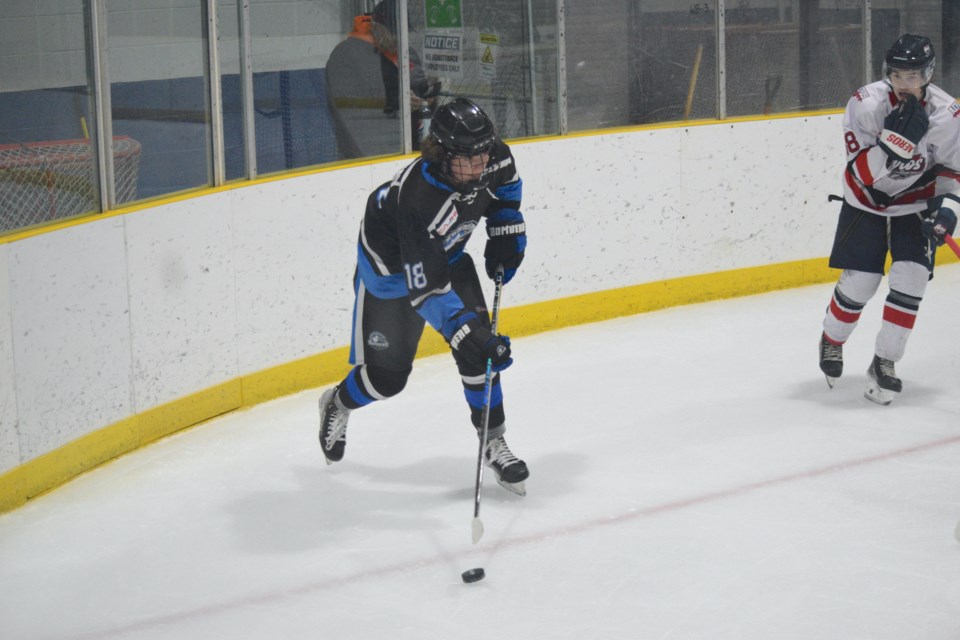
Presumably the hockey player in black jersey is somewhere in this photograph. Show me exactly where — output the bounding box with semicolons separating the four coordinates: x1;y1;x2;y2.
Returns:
319;98;530;495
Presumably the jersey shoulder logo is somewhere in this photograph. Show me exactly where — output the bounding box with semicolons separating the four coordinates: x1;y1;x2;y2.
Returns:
375;186;390;208
950;99;960;118
852;87;869;102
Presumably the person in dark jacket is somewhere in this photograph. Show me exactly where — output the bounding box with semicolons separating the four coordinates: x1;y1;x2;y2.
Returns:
325;0;439;158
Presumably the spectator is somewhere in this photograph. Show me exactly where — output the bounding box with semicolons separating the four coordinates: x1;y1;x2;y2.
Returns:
325;0;440;159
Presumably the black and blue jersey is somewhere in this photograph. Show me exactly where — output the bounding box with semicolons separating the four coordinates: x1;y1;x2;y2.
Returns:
356;139;522;334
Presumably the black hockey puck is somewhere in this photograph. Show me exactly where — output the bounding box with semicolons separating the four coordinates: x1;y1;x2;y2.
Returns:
461;567;485;583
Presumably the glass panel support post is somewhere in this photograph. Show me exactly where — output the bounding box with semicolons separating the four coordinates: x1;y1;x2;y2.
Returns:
716;0;726;120
238;0;257;179
89;0;116;209
862;0;872;86
398;0;413;155
556;0;567;135
204;0;226;186
525;0;539;136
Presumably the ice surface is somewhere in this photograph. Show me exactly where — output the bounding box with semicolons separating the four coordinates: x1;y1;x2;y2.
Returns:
2;269;960;640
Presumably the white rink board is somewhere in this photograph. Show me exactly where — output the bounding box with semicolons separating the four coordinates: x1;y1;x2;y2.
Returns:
0;242;17;472
0;114;846;473
509;117;843;306
8;219;133;463
125;197;240;411
230;167;376;371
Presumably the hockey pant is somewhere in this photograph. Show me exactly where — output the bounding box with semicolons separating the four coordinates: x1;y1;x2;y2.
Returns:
823;205;937;362
336;253;506;438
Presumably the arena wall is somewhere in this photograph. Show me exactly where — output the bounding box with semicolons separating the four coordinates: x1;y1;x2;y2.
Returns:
1;112;904;511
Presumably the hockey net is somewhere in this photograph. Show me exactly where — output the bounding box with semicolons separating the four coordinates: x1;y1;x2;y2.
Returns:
0;136;141;233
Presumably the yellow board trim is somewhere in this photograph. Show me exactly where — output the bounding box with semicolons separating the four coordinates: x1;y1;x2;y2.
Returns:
3;251;957;514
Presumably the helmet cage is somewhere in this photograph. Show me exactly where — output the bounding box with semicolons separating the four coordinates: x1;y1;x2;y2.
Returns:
429;98;498;192
442;150;496;193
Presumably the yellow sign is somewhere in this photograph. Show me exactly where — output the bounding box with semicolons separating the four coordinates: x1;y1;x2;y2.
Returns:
479;32;499;81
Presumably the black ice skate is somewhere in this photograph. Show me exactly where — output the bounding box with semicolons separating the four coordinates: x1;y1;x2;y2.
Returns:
319;386;351;464
818;333;843;388
865;355;902;406
484;436;529;496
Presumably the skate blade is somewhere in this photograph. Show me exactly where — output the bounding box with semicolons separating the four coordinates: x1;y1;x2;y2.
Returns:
496;477;527;497
864;380;897;406
824;373;837;389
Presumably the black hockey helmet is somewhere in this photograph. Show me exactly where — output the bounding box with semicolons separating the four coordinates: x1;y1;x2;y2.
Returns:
883;34;935;85
429;98;497;157
427;98;497;191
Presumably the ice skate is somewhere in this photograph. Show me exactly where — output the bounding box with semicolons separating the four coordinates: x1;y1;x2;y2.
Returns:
319;386;351;464
864;355;902;406
818;333;843;388
484;436;529;496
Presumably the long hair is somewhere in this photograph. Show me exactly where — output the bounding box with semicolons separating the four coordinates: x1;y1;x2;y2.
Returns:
420;136;444;164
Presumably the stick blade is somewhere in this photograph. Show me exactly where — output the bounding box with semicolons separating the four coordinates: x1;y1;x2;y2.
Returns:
471;517;484;544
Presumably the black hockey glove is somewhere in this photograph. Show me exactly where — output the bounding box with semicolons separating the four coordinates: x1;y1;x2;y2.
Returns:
484;209;526;285
921;207;958;246
879;94;929;160
442;311;513;371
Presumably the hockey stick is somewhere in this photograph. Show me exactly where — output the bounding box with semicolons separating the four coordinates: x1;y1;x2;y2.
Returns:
471;268;505;545
944;234;960;259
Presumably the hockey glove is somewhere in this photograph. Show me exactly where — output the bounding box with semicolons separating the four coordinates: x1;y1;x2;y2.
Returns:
921;207;958;246
879;94;929;160
484;209;526;285
442;311;513;372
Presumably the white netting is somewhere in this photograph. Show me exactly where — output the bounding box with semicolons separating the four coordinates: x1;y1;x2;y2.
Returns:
406;1;553;139
0;136;141;233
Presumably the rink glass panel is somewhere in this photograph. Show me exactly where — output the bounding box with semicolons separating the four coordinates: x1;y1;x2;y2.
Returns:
0;0;101;233
2;1;960;236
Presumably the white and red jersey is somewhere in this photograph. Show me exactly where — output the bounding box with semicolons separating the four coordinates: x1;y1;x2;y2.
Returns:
842;80;960;216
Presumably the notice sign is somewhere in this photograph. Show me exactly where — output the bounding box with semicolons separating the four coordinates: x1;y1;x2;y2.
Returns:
423;33;463;78
479;32;499;81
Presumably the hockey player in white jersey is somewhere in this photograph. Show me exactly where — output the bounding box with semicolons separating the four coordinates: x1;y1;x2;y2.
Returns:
819;34;958;405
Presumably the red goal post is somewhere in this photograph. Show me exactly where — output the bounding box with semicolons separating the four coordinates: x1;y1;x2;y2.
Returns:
0;136;141;233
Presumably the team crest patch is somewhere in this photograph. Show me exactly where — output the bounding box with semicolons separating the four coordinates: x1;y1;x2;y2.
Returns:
890;155;926;174
951;99;960;118
442;221;479;250
368;331;389;350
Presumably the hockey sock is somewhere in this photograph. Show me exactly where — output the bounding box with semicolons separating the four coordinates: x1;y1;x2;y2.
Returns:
461;371;505;433
876;261;928;361
822;269;882;343
338;364;410;410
